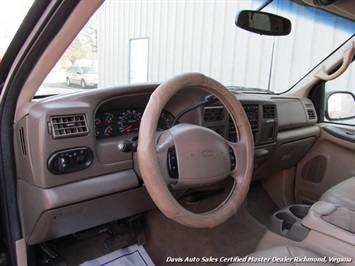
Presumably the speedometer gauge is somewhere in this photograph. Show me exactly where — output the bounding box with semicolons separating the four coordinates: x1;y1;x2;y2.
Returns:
118;109;142;135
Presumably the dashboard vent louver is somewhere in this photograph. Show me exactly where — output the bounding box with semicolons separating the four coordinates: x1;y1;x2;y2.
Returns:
263;105;276;119
49;114;89;139
204;107;225;122
307;109;316;120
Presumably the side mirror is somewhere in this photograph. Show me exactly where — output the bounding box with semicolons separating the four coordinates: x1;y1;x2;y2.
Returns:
235;10;291;36
326;92;355;120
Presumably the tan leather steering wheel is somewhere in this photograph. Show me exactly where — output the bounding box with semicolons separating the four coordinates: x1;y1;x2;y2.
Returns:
138;73;254;228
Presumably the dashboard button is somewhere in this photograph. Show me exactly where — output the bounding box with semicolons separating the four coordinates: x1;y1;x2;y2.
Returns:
54;157;69;172
168;147;179;179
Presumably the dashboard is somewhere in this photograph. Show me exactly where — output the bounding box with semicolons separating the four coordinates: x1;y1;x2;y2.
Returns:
14;83;320;245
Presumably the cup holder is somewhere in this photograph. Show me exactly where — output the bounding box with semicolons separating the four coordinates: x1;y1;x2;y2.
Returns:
289;205;310;219
275;212;297;231
270;204;310;242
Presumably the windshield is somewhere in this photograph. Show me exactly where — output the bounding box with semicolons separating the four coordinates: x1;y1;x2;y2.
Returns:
33;0;354;96
0;1;32;60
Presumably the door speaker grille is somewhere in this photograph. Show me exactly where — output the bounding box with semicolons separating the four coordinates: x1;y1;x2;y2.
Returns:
301;155;327;183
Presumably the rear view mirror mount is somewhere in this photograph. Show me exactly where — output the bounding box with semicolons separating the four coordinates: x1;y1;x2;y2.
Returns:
235;10;291;36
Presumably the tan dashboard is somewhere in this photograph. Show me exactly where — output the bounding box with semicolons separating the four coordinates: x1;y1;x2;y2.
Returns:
14;83;320;244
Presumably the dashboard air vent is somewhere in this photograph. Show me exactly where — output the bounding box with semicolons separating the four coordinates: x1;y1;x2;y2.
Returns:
204;107;225;122
307;109;316;120
263;105;276;119
49;114;89;139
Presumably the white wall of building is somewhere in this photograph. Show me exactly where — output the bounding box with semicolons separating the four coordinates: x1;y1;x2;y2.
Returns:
98;0;354;93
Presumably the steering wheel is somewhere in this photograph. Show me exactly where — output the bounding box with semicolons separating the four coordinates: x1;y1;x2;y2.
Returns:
138;73;254;228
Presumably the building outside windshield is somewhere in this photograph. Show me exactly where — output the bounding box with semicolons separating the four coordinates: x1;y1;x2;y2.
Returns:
0;0;354;97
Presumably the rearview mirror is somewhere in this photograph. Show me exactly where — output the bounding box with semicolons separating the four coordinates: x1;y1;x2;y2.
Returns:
326;92;355;120
235;10;291;36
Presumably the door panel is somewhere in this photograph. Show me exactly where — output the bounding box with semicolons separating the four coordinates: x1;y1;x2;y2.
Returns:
295;124;355;204
323;125;355;143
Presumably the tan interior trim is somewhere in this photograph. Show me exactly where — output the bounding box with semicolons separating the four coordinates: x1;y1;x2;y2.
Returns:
314;41;355;80
295;125;355;204
288;37;355;97
257;230;355;264
302;201;355;245
302;0;355;21
15;239;27;266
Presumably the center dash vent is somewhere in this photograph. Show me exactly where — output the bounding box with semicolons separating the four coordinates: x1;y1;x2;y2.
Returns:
307;109;316;120
263;105;276;119
49;114;89;139
204;107;225;122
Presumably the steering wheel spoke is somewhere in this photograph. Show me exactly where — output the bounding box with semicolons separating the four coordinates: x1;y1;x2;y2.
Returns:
227;140;249;183
155;130;179;185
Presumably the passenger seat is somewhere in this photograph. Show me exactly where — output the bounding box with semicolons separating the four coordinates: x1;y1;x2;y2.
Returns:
320;176;355;209
231;178;355;265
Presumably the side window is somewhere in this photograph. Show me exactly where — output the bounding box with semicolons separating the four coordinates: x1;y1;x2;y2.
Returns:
324;61;355;126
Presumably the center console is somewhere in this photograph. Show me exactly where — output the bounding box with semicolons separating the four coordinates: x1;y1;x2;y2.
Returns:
302;201;355;245
263;201;355;264
269;201;355;245
270;204;310;241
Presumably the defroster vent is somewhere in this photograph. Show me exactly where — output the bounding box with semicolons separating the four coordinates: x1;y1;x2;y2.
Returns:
204;107;225;122
49;114;89;139
263;105;276;119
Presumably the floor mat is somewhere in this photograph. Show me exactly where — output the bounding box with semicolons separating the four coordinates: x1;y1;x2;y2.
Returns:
79;244;154;266
144;202;267;266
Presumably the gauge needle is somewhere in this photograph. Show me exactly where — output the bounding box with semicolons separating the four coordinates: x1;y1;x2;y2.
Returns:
121;125;133;132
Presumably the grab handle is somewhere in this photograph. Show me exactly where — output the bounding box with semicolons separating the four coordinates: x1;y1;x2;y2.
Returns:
314;41;354;81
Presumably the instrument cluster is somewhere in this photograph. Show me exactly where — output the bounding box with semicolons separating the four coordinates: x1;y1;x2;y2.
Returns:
95;108;175;139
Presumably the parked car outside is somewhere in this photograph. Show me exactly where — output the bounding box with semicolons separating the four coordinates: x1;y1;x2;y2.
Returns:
66;65;98;88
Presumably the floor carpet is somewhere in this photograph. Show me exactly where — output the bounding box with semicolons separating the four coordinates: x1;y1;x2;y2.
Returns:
44;180;270;265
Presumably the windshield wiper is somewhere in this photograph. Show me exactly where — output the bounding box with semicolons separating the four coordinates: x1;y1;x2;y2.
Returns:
227;86;274;94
